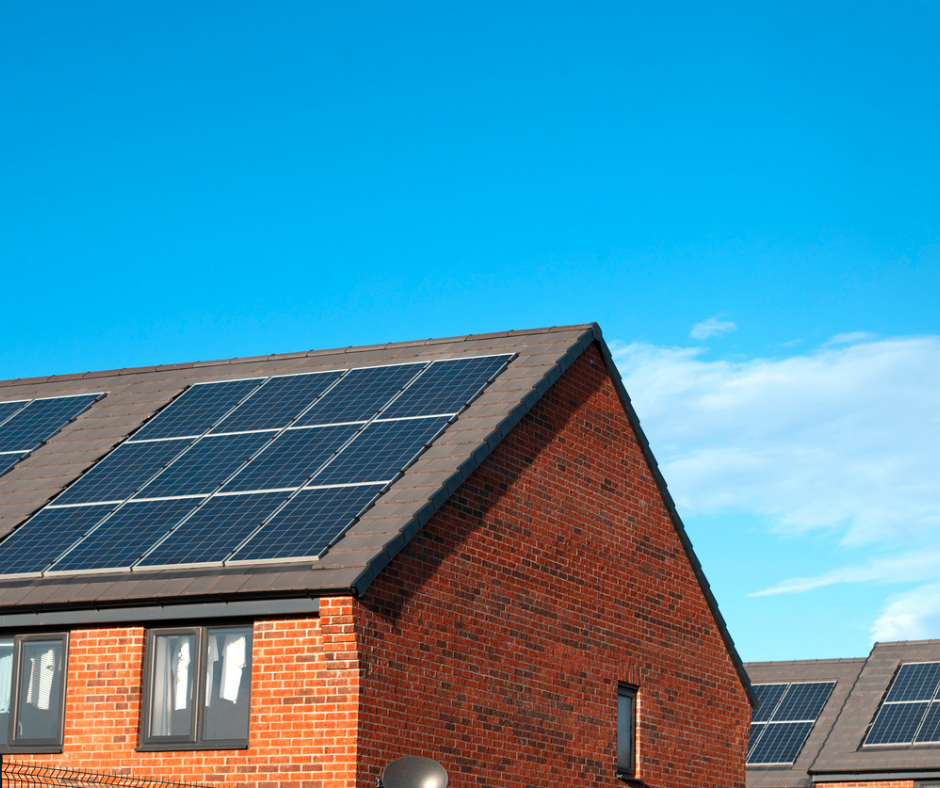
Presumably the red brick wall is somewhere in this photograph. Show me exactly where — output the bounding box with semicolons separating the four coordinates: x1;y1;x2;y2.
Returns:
354;343;751;787
11;599;359;788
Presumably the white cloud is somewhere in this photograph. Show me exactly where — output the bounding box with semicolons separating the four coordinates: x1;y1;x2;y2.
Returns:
690;317;738;340
610;335;940;546
872;582;940;642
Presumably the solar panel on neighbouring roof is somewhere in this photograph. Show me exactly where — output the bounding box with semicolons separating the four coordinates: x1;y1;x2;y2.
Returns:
865;662;940;745
747;681;835;765
0;354;512;576
229;484;384;563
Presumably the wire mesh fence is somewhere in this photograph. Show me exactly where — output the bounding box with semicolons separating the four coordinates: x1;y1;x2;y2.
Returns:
0;757;218;788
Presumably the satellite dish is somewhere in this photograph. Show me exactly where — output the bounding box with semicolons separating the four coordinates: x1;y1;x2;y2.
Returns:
381;756;449;788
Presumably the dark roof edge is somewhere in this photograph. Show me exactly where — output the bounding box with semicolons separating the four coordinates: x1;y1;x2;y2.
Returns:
590;329;755;707
344;323;755;706
746;658;868;667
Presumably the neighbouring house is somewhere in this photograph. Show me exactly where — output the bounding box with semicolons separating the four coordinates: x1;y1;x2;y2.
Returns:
0;324;752;787
747;640;940;788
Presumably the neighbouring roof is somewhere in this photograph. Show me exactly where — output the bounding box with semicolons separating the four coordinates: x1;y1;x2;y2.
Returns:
747;640;940;786
0;324;748;697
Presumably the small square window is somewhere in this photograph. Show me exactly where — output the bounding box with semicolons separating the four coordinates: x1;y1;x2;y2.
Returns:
0;633;69;753
140;625;252;750
618;683;637;778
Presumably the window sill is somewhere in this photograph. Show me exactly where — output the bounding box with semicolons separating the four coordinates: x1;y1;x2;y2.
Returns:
136;742;249;752
0;745;64;755
618;775;646;787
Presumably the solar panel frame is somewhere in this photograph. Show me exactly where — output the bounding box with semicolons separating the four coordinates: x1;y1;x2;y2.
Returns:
866;701;930;745
864;662;940;746
885;662;940;702
752;683;788;723
915;701;940;744
0;400;29;429
773;681;834;722
0;453;24;477
747;681;835;765
748;722;814;765
0;393;100;453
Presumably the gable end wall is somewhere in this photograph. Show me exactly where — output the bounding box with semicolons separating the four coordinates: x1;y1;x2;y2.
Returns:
354;344;750;787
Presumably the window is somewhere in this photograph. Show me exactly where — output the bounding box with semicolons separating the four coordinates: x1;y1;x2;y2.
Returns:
140;625;252;750
618;683;637;778
0;633;68;752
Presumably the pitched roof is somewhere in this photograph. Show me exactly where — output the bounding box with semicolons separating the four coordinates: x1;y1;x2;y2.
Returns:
747;640;940;786
0;323;749;697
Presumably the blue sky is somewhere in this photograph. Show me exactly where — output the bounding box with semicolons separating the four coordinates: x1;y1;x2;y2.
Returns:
1;1;938;662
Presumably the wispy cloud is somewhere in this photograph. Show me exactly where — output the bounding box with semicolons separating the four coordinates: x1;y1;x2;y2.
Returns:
610;335;940;546
690;316;738;340
872;582;940;642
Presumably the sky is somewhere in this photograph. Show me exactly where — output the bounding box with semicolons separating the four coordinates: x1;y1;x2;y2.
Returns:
1;1;938;662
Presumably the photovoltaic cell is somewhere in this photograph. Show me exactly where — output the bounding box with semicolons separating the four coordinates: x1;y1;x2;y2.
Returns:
138;492;290;567
774;682;834;722
137;432;271;499
312;417;449;486
885;662;940;702
0;400;28;427
133;379;261;440
0;504;114;575
752;683;788;723
748;722;813;764
0;394;99;453
866;701;929;745
379;355;510;419
222;424;358;492
211;371;342;434
229;484;383;562
749;723;765;753
51;498;201;573
54;439;191;505
295;364;425;426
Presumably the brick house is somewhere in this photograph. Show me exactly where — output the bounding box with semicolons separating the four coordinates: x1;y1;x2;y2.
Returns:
746;640;940;788
0;324;751;787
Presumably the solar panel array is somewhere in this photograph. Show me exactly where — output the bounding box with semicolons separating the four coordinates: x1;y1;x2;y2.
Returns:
748;681;835;765
0;394;101;478
865;662;940;745
0;355;510;577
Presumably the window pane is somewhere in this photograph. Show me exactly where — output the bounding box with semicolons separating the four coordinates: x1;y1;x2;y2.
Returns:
618;687;635;774
203;627;252;741
15;639;64;741
0;638;12;745
149;633;195;738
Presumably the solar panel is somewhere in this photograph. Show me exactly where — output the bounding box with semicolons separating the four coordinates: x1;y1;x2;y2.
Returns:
133;379;262;440
137;492;289;568
229;484;383;563
866;701;929;745
774;682;833;722
886;662;940;702
915;702;940;743
0;504;114;575
312;417;449;486
748;722;813;765
0;400;28;428
137;432;271;499
211;371;342;434
54;439;191;505
865;662;940;745
0;394;99;453
752;683;788;723
379;356;510;419
50;498;201;573
747;682;834;765
221;424;359;493
295;363;425;426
